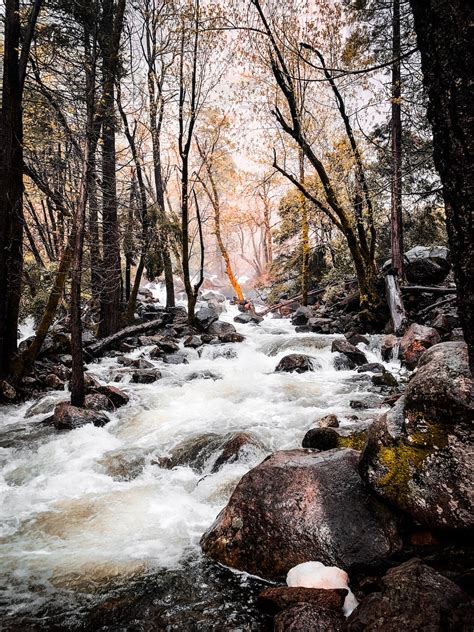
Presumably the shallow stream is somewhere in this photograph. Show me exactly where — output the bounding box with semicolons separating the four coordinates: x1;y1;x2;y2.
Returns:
0;296;399;630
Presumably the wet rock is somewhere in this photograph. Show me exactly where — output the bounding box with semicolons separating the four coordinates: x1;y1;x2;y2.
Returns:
234;312;263;325
331;339;367;366
97;447;146;481
25;395;59;417
357;362;385;374
207;320;237;336
58;353;73;367
345;333;369;347
211;432;266;473
317;414;339;428
150;338;180;357
0;380;16;401
84;373;101;390
118;357;153;370
163;353;189;365
160;432;265;473
274;603;347;631
333;354;356;371
130;369;162;384
201;449;401;579
275;354;316;373
309;317;333;333
347;558;472;631
303;425;369;452
399;323;441;370
195;306;219;331
185;370;222;381
44;374;65;390
381;334;399;362
218;332;245;343
431;312;452;334
84;393;114;411
291;306;313;326
94;385;129;408
184;335;202;348
350;400;369;410
371;371;398;387
52;402;109;430
208;346;238;360
257;586;346;616
360;343;473;530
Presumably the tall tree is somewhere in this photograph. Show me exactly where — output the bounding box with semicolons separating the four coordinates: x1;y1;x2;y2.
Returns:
97;0;126;338
408;0;474;371
0;0;42;378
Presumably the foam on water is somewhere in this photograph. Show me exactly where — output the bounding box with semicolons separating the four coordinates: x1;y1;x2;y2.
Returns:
0;298;398;616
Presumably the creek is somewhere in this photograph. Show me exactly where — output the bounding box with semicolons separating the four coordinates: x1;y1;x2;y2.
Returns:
0;294;399;630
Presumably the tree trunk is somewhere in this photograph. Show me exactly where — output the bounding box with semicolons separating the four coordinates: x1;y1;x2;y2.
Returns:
0;0;24;378
97;0;124;338
385;273;407;335
299;151;310;306
391;0;405;278
409;0;474;371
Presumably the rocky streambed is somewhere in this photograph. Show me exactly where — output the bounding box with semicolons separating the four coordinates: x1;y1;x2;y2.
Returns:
0;291;472;630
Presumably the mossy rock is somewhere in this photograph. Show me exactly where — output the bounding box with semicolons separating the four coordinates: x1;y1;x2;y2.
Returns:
360;343;473;531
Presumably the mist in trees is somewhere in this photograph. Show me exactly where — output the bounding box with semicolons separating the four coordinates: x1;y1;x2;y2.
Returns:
0;0;472;393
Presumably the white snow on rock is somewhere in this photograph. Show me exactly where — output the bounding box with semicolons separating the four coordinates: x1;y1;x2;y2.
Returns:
286;560;359;616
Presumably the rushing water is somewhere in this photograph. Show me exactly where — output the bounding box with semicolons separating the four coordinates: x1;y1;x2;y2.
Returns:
0;297;399;630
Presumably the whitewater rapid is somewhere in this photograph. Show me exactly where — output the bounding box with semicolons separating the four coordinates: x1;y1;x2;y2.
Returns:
0;297;399;622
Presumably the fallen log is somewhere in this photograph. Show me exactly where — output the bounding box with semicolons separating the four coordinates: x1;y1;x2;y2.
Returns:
84;316;168;357
417;295;456;317
385;274;408;335
402;285;457;295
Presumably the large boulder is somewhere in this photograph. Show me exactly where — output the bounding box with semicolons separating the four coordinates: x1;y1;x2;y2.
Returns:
201;449;401;580
360;342;474;530
291;306;313;326
275;354;317;373
399;323;441;369
207;320;237;336
195;306;219;331
347;558;472;631
52;402;109;430
404;245;451;285
331;339;367;367
94;385;129;408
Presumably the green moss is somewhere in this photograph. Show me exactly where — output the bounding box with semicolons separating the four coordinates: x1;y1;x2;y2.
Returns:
337;430;367;452
375;416;448;506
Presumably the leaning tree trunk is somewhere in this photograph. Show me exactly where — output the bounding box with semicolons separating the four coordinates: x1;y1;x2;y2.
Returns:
409;0;474;371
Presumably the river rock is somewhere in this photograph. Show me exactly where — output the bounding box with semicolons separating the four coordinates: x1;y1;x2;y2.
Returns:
44;374;65;390
357;362;385;374
302;425;369;452
184;335;202;348
360;342;474;530
0;380;16;401
291;306;313;326
347;558;472;631
381;334;399;362
130;369;162;384
195;306;219;330
331;339;367;366
275;354;316;373
371;370;398;387
274;603;347;631
207;320;236;336
150;338;180;357
257;586;346;616
163;352;188;365
52;402;109;430
399;323;441;369
84;393;114;411
200;449;401;579
345;333;369;347
211;432;266;473
309;317;333;333
97;447;146;481
94;385;129;408
234;312;263;324
317;414;339;428
218;332;245;343
201;290;226;303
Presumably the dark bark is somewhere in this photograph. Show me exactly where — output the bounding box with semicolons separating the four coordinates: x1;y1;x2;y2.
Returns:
409;0;474;371
97;0;126;338
391;0;404;278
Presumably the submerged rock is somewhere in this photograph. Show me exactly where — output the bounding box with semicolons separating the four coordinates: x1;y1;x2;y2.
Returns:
52;402;109;430
201;449;401;579
347;558;471;631
399;323;441;370
360;342;473;530
130;369;162;384
275;354;317;373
